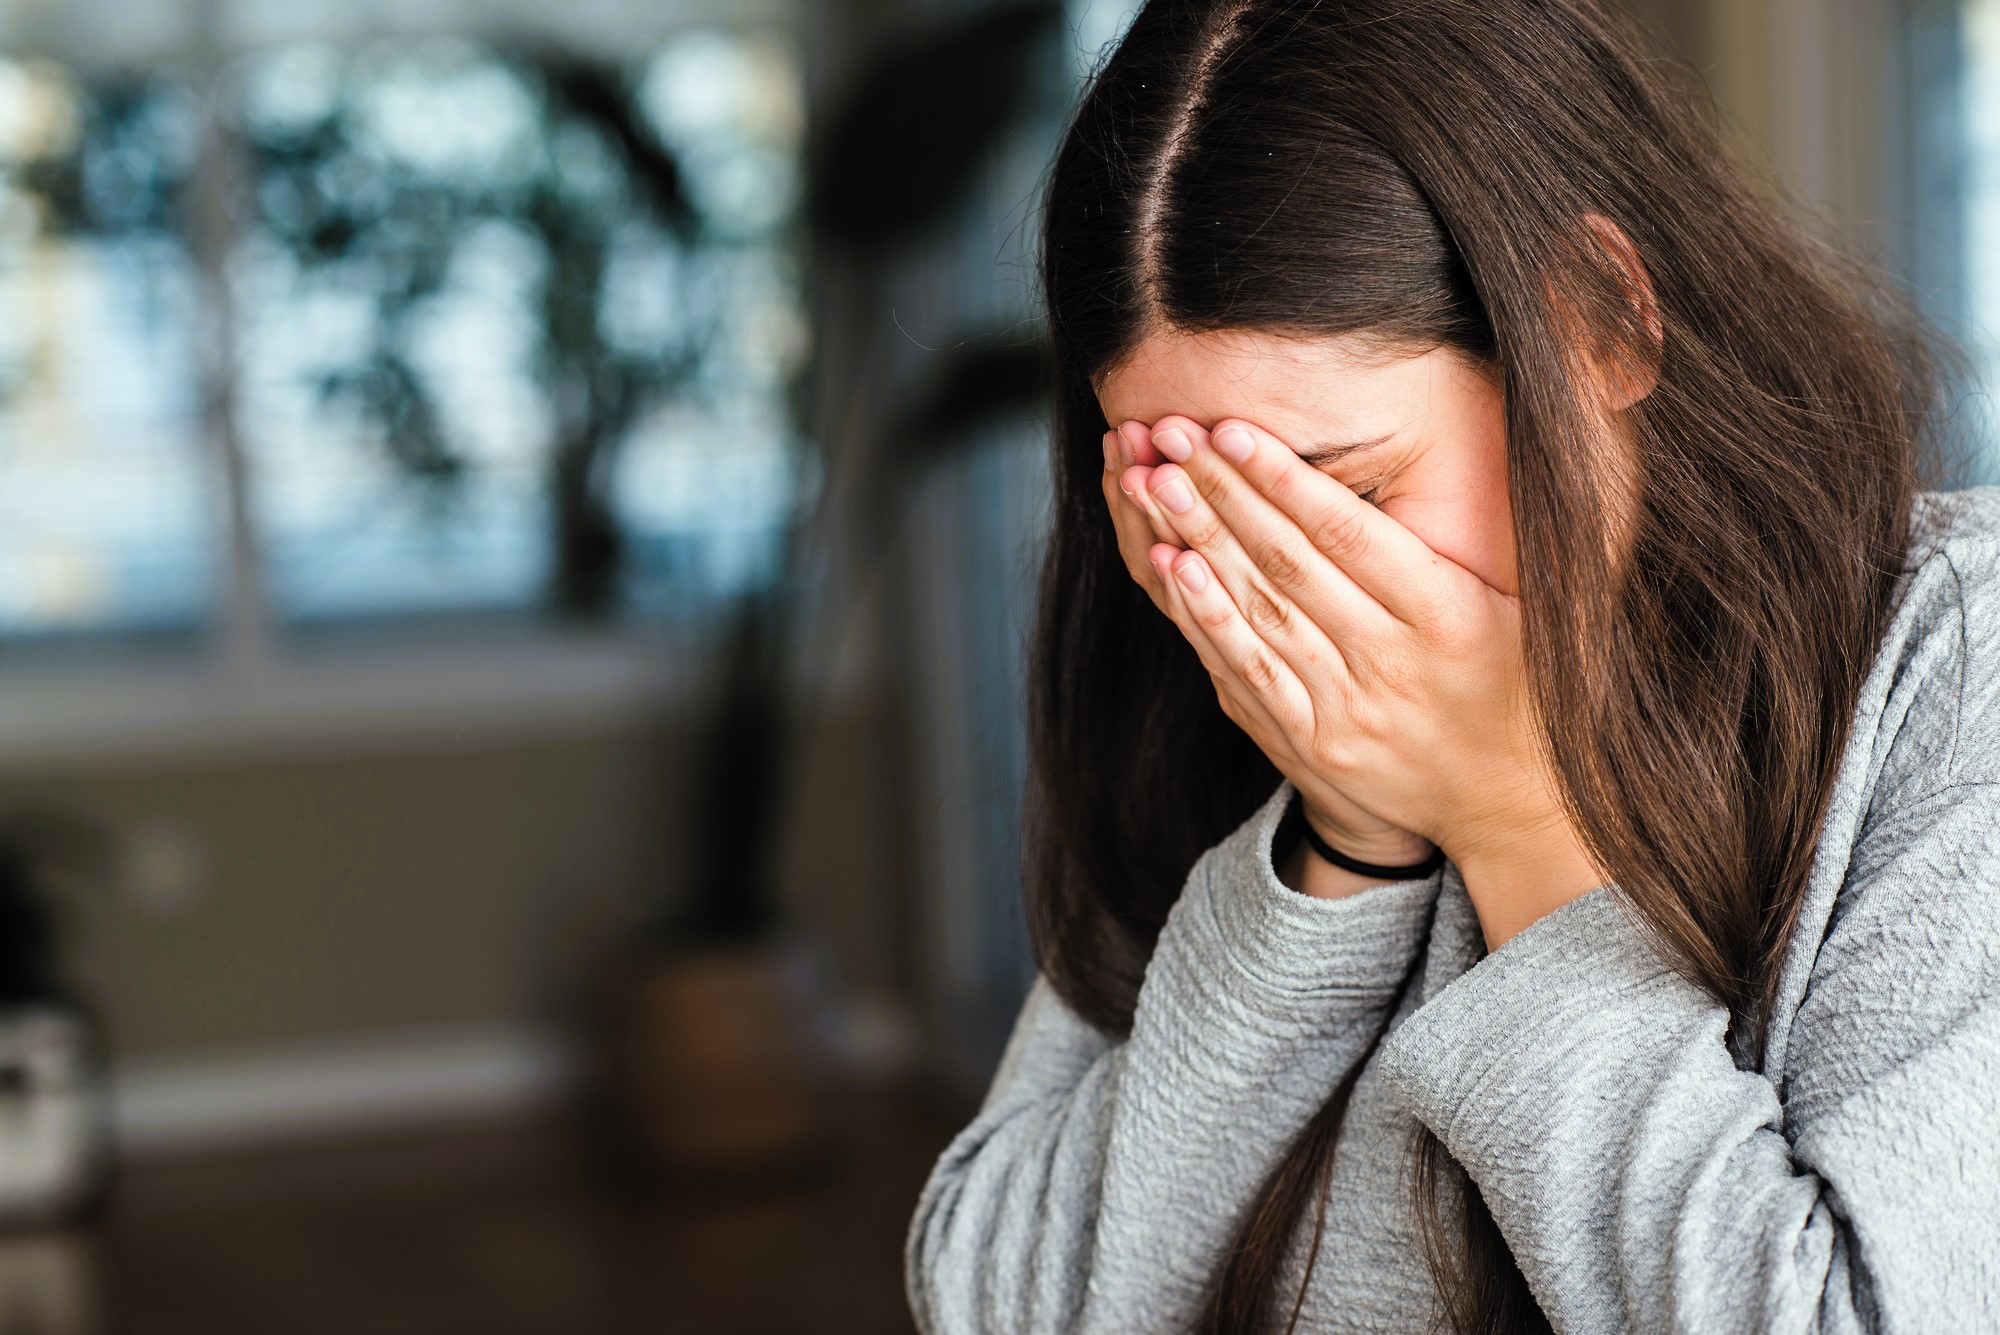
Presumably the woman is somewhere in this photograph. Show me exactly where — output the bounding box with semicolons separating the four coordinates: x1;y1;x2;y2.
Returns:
905;1;2000;1331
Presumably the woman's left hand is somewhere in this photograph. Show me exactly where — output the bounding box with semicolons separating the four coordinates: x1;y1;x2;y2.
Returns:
1117;413;1606;949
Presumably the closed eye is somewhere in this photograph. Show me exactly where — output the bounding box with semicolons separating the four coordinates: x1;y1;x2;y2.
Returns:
1310;470;1382;505
1346;477;1388;506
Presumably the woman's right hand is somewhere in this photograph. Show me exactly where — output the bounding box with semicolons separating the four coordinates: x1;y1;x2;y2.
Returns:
1100;419;1437;871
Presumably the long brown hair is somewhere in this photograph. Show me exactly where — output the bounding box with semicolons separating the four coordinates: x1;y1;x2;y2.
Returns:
1023;1;1959;1330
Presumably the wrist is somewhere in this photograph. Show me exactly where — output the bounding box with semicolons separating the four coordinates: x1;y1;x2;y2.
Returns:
1301;805;1435;868
1453;816;1605;949
1280;799;1438;901
1281;837;1412;900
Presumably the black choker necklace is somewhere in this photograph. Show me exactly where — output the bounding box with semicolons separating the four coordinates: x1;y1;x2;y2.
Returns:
1278;788;1445;880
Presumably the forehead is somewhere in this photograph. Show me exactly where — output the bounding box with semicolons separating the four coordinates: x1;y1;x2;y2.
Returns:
1093;328;1408;436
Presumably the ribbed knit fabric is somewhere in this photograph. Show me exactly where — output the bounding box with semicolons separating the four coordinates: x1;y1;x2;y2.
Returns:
905;486;2000;1334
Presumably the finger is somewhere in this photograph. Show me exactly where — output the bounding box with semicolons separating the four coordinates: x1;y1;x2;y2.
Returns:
1112;419;1183;543
1142;418;1370;676
1146;415;1396;649
1150;541;1318;734
1205;416;1455;628
1144;543;1296;752
1100;434;1177;611
1119;461;1187;548
1118;418;1166;468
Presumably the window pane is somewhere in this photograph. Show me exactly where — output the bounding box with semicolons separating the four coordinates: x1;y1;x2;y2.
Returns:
229;31;810;628
0;60;216;639
1960;1;2000;480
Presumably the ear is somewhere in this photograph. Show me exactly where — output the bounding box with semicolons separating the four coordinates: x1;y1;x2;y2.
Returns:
1580;212;1662;411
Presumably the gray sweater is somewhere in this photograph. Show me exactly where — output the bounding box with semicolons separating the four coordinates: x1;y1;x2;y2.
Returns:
905;486;2000;1334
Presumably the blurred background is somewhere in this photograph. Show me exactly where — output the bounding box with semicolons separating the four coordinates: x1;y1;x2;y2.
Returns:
0;0;1988;1331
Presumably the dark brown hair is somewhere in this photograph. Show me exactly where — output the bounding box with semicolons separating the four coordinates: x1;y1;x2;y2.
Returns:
1024;1;1958;1330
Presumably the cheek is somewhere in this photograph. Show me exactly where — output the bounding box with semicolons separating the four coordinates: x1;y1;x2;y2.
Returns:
1383;401;1516;593
1381;482;1517;596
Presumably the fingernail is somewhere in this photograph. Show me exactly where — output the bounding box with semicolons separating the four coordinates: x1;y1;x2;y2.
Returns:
1174;558;1209;593
1155;476;1193;514
1117;424;1138;466
1102;431;1116;471
1214;424;1254;463
1154;427;1192;463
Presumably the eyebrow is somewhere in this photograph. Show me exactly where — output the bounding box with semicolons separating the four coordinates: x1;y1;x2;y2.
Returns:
1297;433;1394;468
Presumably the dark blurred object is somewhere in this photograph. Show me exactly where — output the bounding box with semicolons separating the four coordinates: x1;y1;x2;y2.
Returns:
0;811;117;1234
611;943;827;1184
13;72;192;240
806;0;1064;252
868;338;1052;531
605;1;1062;1186
602;590;828;1184
0;1233;99;1335
539;54;705;616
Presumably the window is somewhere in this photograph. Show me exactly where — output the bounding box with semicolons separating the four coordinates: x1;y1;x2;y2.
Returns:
0;25;811;650
1904;0;2000;483
0;63;215;639
1954;0;2000;476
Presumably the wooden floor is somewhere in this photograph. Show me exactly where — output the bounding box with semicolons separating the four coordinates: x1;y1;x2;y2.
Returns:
68;1086;968;1335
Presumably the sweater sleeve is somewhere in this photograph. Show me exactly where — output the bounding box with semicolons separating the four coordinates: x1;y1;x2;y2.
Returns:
1372;780;2000;1335
904;777;1442;1335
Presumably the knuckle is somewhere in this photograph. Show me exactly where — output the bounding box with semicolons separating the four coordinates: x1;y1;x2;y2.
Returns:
1266;465;1309;509
1399;601;1455;656
1334;673;1377;725
1370;644;1420;693
1312;730;1354;773
1240;650;1281;694
1345;690;1390;739
1257;535;1309;592
1308;503;1371;561
1197;602;1234;634
1180;507;1226;550
1242;583;1290;636
1189;464;1231;507
1423;602;1470;651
